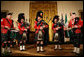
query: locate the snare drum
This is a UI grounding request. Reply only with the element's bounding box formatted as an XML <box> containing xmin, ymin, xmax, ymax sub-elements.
<box><xmin>10</xmin><ymin>30</ymin><xmax>19</xmax><ymax>39</ymax></box>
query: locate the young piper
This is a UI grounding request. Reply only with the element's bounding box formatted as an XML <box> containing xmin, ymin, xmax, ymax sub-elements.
<box><xmin>1</xmin><ymin>13</ymin><xmax>15</xmax><ymax>54</ymax></box>
<box><xmin>34</xmin><ymin>15</ymin><xmax>48</xmax><ymax>53</ymax></box>
<box><xmin>18</xmin><ymin>13</ymin><xmax>30</xmax><ymax>51</ymax></box>
<box><xmin>52</xmin><ymin>15</ymin><xmax>62</xmax><ymax>50</ymax></box>
<box><xmin>36</xmin><ymin>11</ymin><xmax>49</xmax><ymax>45</ymax></box>
<box><xmin>68</xmin><ymin>13</ymin><xmax>83</xmax><ymax>55</ymax></box>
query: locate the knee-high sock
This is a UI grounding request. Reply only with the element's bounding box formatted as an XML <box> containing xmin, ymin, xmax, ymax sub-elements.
<box><xmin>20</xmin><ymin>45</ymin><xmax>22</xmax><ymax>50</ymax></box>
<box><xmin>58</xmin><ymin>45</ymin><xmax>62</xmax><ymax>49</ymax></box>
<box><xmin>7</xmin><ymin>47</ymin><xmax>11</xmax><ymax>52</ymax></box>
<box><xmin>2</xmin><ymin>48</ymin><xmax>5</xmax><ymax>53</ymax></box>
<box><xmin>7</xmin><ymin>42</ymin><xmax>10</xmax><ymax>47</ymax></box>
<box><xmin>20</xmin><ymin>42</ymin><xmax>22</xmax><ymax>50</ymax></box>
<box><xmin>23</xmin><ymin>41</ymin><xmax>25</xmax><ymax>46</ymax></box>
<box><xmin>73</xmin><ymin>47</ymin><xmax>77</xmax><ymax>52</ymax></box>
<box><xmin>76</xmin><ymin>48</ymin><xmax>80</xmax><ymax>54</ymax></box>
<box><xmin>37</xmin><ymin>43</ymin><xmax>40</xmax><ymax>51</ymax></box>
<box><xmin>37</xmin><ymin>46</ymin><xmax>40</xmax><ymax>51</ymax></box>
<box><xmin>2</xmin><ymin>43</ymin><xmax>6</xmax><ymax>48</ymax></box>
<box><xmin>55</xmin><ymin>45</ymin><xmax>57</xmax><ymax>49</ymax></box>
<box><xmin>2</xmin><ymin>43</ymin><xmax>6</xmax><ymax>53</ymax></box>
<box><xmin>20</xmin><ymin>42</ymin><xmax>22</xmax><ymax>46</ymax></box>
<box><xmin>40</xmin><ymin>44</ymin><xmax>44</xmax><ymax>51</ymax></box>
<box><xmin>22</xmin><ymin>41</ymin><xmax>26</xmax><ymax>50</ymax></box>
<box><xmin>37</xmin><ymin>43</ymin><xmax>40</xmax><ymax>46</ymax></box>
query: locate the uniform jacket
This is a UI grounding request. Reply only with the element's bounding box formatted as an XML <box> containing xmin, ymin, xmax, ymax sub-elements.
<box><xmin>52</xmin><ymin>22</ymin><xmax>62</xmax><ymax>33</ymax></box>
<box><xmin>18</xmin><ymin>22</ymin><xmax>30</xmax><ymax>34</ymax></box>
<box><xmin>68</xmin><ymin>17</ymin><xmax>83</xmax><ymax>34</ymax></box>
<box><xmin>34</xmin><ymin>20</ymin><xmax>48</xmax><ymax>34</ymax></box>
<box><xmin>1</xmin><ymin>18</ymin><xmax>14</xmax><ymax>34</ymax></box>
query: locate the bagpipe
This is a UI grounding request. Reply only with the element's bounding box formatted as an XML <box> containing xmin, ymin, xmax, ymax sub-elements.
<box><xmin>3</xmin><ymin>26</ymin><xmax>19</xmax><ymax>44</ymax></box>
<box><xmin>37</xmin><ymin>20</ymin><xmax>47</xmax><ymax>26</ymax></box>
<box><xmin>37</xmin><ymin>20</ymin><xmax>48</xmax><ymax>40</ymax></box>
<box><xmin>4</xmin><ymin>18</ymin><xmax>19</xmax><ymax>39</ymax></box>
<box><xmin>21</xmin><ymin>21</ymin><xmax>30</xmax><ymax>28</ymax></box>
<box><xmin>21</xmin><ymin>20</ymin><xmax>30</xmax><ymax>32</ymax></box>
<box><xmin>64</xmin><ymin>17</ymin><xmax>80</xmax><ymax>42</ymax></box>
<box><xmin>53</xmin><ymin>22</ymin><xmax>61</xmax><ymax>32</ymax></box>
<box><xmin>68</xmin><ymin>17</ymin><xmax>80</xmax><ymax>34</ymax></box>
<box><xmin>72</xmin><ymin>17</ymin><xmax>80</xmax><ymax>34</ymax></box>
<box><xmin>21</xmin><ymin>20</ymin><xmax>30</xmax><ymax>40</ymax></box>
<box><xmin>53</xmin><ymin>22</ymin><xmax>61</xmax><ymax>42</ymax></box>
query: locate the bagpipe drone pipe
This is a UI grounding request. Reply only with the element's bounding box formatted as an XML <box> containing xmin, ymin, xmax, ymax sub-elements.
<box><xmin>37</xmin><ymin>20</ymin><xmax>49</xmax><ymax>44</ymax></box>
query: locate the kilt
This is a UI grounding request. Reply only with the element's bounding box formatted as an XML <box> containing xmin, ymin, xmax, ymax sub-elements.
<box><xmin>73</xmin><ymin>33</ymin><xmax>81</xmax><ymax>44</ymax></box>
<box><xmin>35</xmin><ymin>31</ymin><xmax>44</xmax><ymax>42</ymax></box>
<box><xmin>1</xmin><ymin>33</ymin><xmax>8</xmax><ymax>42</ymax></box>
<box><xmin>53</xmin><ymin>32</ymin><xmax>62</xmax><ymax>44</ymax></box>
<box><xmin>18</xmin><ymin>32</ymin><xmax>27</xmax><ymax>42</ymax></box>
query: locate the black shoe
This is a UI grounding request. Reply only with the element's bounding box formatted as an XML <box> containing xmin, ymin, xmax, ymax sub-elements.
<box><xmin>54</xmin><ymin>49</ymin><xmax>57</xmax><ymax>50</ymax></box>
<box><xmin>37</xmin><ymin>51</ymin><xmax>40</xmax><ymax>53</ymax></box>
<box><xmin>1</xmin><ymin>53</ymin><xmax>5</xmax><ymax>56</ymax></box>
<box><xmin>59</xmin><ymin>48</ymin><xmax>62</xmax><ymax>50</ymax></box>
<box><xmin>23</xmin><ymin>49</ymin><xmax>26</xmax><ymax>51</ymax></box>
<box><xmin>20</xmin><ymin>50</ymin><xmax>23</xmax><ymax>51</ymax></box>
<box><xmin>41</xmin><ymin>50</ymin><xmax>45</xmax><ymax>52</ymax></box>
<box><xmin>8</xmin><ymin>51</ymin><xmax>12</xmax><ymax>53</ymax></box>
<box><xmin>71</xmin><ymin>51</ymin><xmax>76</xmax><ymax>53</ymax></box>
<box><xmin>9</xmin><ymin>51</ymin><xmax>12</xmax><ymax>53</ymax></box>
<box><xmin>75</xmin><ymin>53</ymin><xmax>80</xmax><ymax>56</ymax></box>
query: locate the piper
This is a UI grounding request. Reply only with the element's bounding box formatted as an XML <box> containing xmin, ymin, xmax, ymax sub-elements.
<box><xmin>17</xmin><ymin>13</ymin><xmax>30</xmax><ymax>51</ymax></box>
<box><xmin>1</xmin><ymin>13</ymin><xmax>15</xmax><ymax>54</ymax></box>
<box><xmin>52</xmin><ymin>15</ymin><xmax>63</xmax><ymax>50</ymax></box>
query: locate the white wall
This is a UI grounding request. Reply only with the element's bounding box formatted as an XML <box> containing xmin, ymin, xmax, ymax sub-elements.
<box><xmin>1</xmin><ymin>1</ymin><xmax>30</xmax><ymax>28</ymax></box>
<box><xmin>57</xmin><ymin>1</ymin><xmax>83</xmax><ymax>22</ymax></box>
<box><xmin>1</xmin><ymin>1</ymin><xmax>83</xmax><ymax>27</ymax></box>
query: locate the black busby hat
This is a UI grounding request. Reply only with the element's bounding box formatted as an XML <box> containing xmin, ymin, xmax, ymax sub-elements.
<box><xmin>7</xmin><ymin>13</ymin><xmax>13</xmax><ymax>15</ymax></box>
<box><xmin>72</xmin><ymin>12</ymin><xmax>76</xmax><ymax>14</ymax></box>
<box><xmin>36</xmin><ymin>11</ymin><xmax>43</xmax><ymax>18</ymax></box>
<box><xmin>70</xmin><ymin>12</ymin><xmax>76</xmax><ymax>16</ymax></box>
<box><xmin>18</xmin><ymin>13</ymin><xmax>25</xmax><ymax>23</ymax></box>
<box><xmin>52</xmin><ymin>15</ymin><xmax>59</xmax><ymax>23</ymax></box>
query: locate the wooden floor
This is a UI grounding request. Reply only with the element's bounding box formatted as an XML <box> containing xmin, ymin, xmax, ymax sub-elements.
<box><xmin>9</xmin><ymin>44</ymin><xmax>83</xmax><ymax>56</ymax></box>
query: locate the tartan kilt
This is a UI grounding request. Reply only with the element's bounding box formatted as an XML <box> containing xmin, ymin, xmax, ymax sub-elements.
<box><xmin>18</xmin><ymin>33</ymin><xmax>27</xmax><ymax>42</ymax></box>
<box><xmin>73</xmin><ymin>33</ymin><xmax>81</xmax><ymax>44</ymax></box>
<box><xmin>53</xmin><ymin>32</ymin><xmax>62</xmax><ymax>44</ymax></box>
<box><xmin>10</xmin><ymin>31</ymin><xmax>19</xmax><ymax>39</ymax></box>
<box><xmin>35</xmin><ymin>32</ymin><xmax>44</xmax><ymax>42</ymax></box>
<box><xmin>1</xmin><ymin>33</ymin><xmax>8</xmax><ymax>42</ymax></box>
